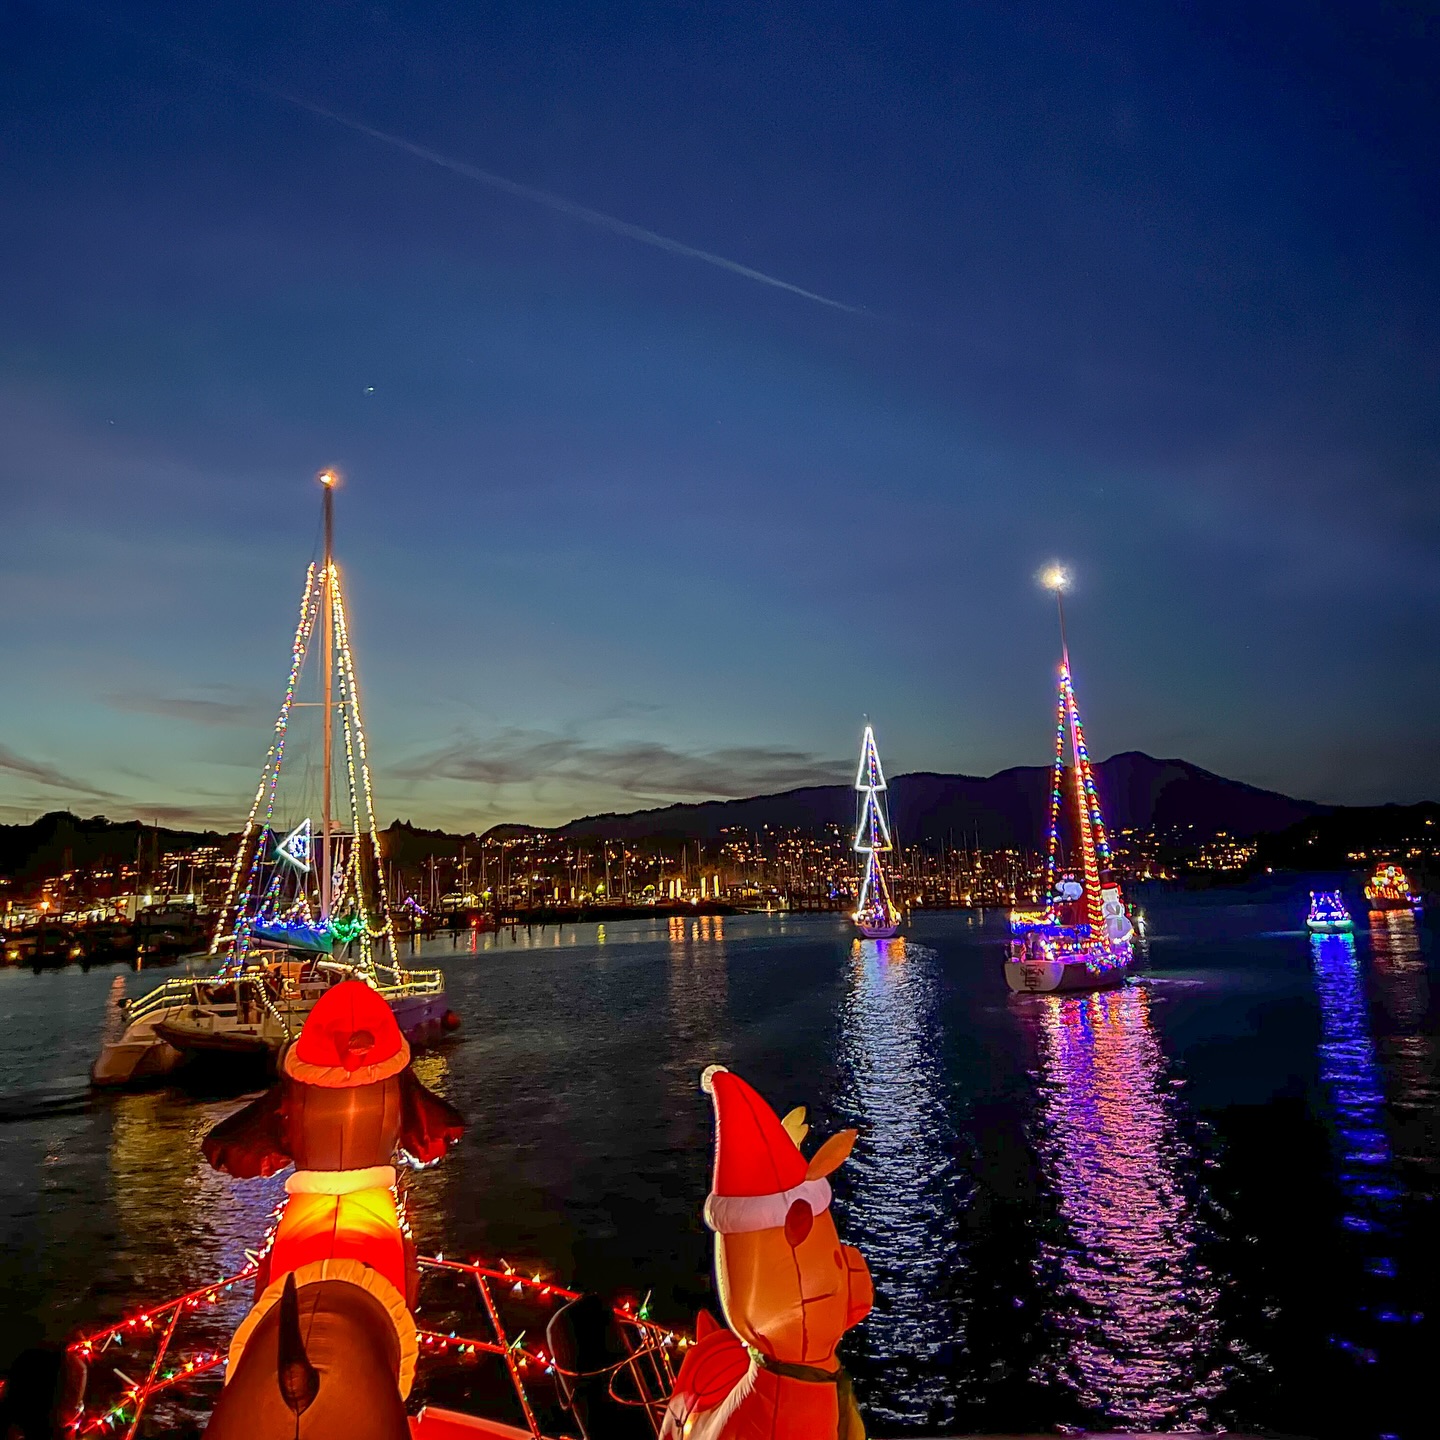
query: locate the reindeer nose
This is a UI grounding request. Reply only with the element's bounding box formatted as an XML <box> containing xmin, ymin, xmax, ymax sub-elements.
<box><xmin>784</xmin><ymin>1198</ymin><xmax>814</xmax><ymax>1247</ymax></box>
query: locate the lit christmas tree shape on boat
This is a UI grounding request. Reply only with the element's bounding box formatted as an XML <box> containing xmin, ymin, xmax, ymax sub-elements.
<box><xmin>1307</xmin><ymin>890</ymin><xmax>1354</xmax><ymax>933</ymax></box>
<box><xmin>852</xmin><ymin>725</ymin><xmax>902</xmax><ymax>940</ymax></box>
<box><xmin>1006</xmin><ymin>570</ymin><xmax>1139</xmax><ymax>994</ymax></box>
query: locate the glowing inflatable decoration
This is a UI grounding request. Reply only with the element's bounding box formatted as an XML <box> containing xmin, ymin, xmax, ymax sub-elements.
<box><xmin>663</xmin><ymin>1066</ymin><xmax>872</xmax><ymax>1440</ymax></box>
<box><xmin>202</xmin><ymin>981</ymin><xmax>463</xmax><ymax>1440</ymax></box>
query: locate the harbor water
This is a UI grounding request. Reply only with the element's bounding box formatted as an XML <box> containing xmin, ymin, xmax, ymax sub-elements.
<box><xmin>0</xmin><ymin>879</ymin><xmax>1435</xmax><ymax>1437</ymax></box>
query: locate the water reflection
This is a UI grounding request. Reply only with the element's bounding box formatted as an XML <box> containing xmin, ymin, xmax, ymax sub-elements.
<box><xmin>401</xmin><ymin>1049</ymin><xmax>459</xmax><ymax>1250</ymax></box>
<box><xmin>1027</xmin><ymin>985</ymin><xmax>1223</xmax><ymax>1429</ymax></box>
<box><xmin>835</xmin><ymin>936</ymin><xmax>967</xmax><ymax>1432</ymax></box>
<box><xmin>1366</xmin><ymin>912</ymin><xmax>1439</xmax><ymax>1179</ymax></box>
<box><xmin>1308</xmin><ymin>932</ymin><xmax>1407</xmax><ymax>1367</ymax></box>
<box><xmin>663</xmin><ymin>913</ymin><xmax>729</xmax><ymax>1090</ymax></box>
<box><xmin>106</xmin><ymin>1092</ymin><xmax>283</xmax><ymax>1348</ymax></box>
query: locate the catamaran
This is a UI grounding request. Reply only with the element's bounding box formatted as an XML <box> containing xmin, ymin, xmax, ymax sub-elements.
<box><xmin>93</xmin><ymin>474</ymin><xmax>451</xmax><ymax>1086</ymax></box>
<box><xmin>852</xmin><ymin>724</ymin><xmax>903</xmax><ymax>939</ymax></box>
<box><xmin>1006</xmin><ymin>570</ymin><xmax>1137</xmax><ymax>994</ymax></box>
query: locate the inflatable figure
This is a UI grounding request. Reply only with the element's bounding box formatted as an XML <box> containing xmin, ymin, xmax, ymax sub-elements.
<box><xmin>201</xmin><ymin>981</ymin><xmax>463</xmax><ymax>1440</ymax></box>
<box><xmin>663</xmin><ymin>1066</ymin><xmax>872</xmax><ymax>1440</ymax></box>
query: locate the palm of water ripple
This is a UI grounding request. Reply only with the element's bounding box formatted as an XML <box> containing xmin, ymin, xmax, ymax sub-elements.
<box><xmin>834</xmin><ymin>937</ymin><xmax>970</xmax><ymax>1432</ymax></box>
<box><xmin>1027</xmin><ymin>986</ymin><xmax>1225</xmax><ymax>1429</ymax></box>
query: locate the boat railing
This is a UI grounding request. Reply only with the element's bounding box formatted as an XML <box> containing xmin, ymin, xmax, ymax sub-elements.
<box><xmin>374</xmin><ymin>965</ymin><xmax>446</xmax><ymax>998</ymax></box>
<box><xmin>123</xmin><ymin>976</ymin><xmax>210</xmax><ymax>1025</ymax></box>
<box><xmin>120</xmin><ymin>963</ymin><xmax>444</xmax><ymax>1031</ymax></box>
<box><xmin>65</xmin><ymin>1253</ymin><xmax>684</xmax><ymax>1439</ymax></box>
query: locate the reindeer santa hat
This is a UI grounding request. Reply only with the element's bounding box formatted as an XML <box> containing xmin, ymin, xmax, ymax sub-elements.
<box><xmin>699</xmin><ymin>1064</ymin><xmax>850</xmax><ymax>1234</ymax></box>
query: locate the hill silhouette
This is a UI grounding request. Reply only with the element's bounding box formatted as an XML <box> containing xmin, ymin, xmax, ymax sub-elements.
<box><xmin>554</xmin><ymin>752</ymin><xmax>1326</xmax><ymax>849</ymax></box>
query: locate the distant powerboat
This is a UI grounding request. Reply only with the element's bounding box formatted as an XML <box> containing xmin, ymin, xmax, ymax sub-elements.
<box><xmin>1307</xmin><ymin>890</ymin><xmax>1354</xmax><ymax>934</ymax></box>
<box><xmin>1365</xmin><ymin>864</ymin><xmax>1421</xmax><ymax>914</ymax></box>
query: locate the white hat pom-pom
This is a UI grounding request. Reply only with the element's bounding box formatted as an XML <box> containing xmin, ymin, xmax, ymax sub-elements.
<box><xmin>700</xmin><ymin>1064</ymin><xmax>728</xmax><ymax>1094</ymax></box>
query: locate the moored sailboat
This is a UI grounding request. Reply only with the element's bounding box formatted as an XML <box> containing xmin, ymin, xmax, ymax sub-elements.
<box><xmin>93</xmin><ymin>474</ymin><xmax>451</xmax><ymax>1087</ymax></box>
<box><xmin>1006</xmin><ymin>570</ymin><xmax>1137</xmax><ymax>994</ymax></box>
<box><xmin>852</xmin><ymin>725</ymin><xmax>903</xmax><ymax>939</ymax></box>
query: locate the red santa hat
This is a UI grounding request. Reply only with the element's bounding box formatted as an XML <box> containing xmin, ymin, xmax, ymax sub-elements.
<box><xmin>700</xmin><ymin>1065</ymin><xmax>834</xmax><ymax>1234</ymax></box>
<box><xmin>282</xmin><ymin>980</ymin><xmax>411</xmax><ymax>1088</ymax></box>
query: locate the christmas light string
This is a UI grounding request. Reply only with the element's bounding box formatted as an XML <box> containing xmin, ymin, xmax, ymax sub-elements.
<box><xmin>851</xmin><ymin>727</ymin><xmax>900</xmax><ymax>931</ymax></box>
<box><xmin>66</xmin><ymin>1269</ymin><xmax>257</xmax><ymax>1436</ymax></box>
<box><xmin>64</xmin><ymin>1245</ymin><xmax>686</xmax><ymax>1437</ymax></box>
<box><xmin>328</xmin><ymin>564</ymin><xmax>373</xmax><ymax>974</ymax></box>
<box><xmin>332</xmin><ymin>570</ymin><xmax>399</xmax><ymax>967</ymax></box>
<box><xmin>1061</xmin><ymin>663</ymin><xmax>1107</xmax><ymax>935</ymax></box>
<box><xmin>1042</xmin><ymin>674</ymin><xmax>1068</xmax><ymax>918</ymax></box>
<box><xmin>212</xmin><ymin>566</ymin><xmax>317</xmax><ymax>956</ymax></box>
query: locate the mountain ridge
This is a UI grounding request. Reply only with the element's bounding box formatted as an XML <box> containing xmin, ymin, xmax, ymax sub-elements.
<box><xmin>550</xmin><ymin>751</ymin><xmax>1326</xmax><ymax>850</ymax></box>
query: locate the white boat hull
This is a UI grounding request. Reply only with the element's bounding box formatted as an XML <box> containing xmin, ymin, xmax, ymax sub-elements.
<box><xmin>1004</xmin><ymin>955</ymin><xmax>1136</xmax><ymax>994</ymax></box>
<box><xmin>91</xmin><ymin>1031</ymin><xmax>186</xmax><ymax>1086</ymax></box>
<box><xmin>92</xmin><ymin>976</ymin><xmax>452</xmax><ymax>1088</ymax></box>
<box><xmin>855</xmin><ymin>921</ymin><xmax>900</xmax><ymax>940</ymax></box>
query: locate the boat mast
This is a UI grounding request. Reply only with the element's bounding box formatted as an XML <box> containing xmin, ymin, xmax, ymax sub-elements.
<box><xmin>320</xmin><ymin>470</ymin><xmax>337</xmax><ymax>924</ymax></box>
<box><xmin>1044</xmin><ymin>567</ymin><xmax>1103</xmax><ymax>932</ymax></box>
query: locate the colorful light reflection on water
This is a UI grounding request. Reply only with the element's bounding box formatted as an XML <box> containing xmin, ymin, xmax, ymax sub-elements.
<box><xmin>835</xmin><ymin>936</ymin><xmax>969</xmax><ymax>1432</ymax></box>
<box><xmin>1026</xmin><ymin>984</ymin><xmax>1226</xmax><ymax>1429</ymax></box>
<box><xmin>1308</xmin><ymin>931</ymin><xmax>1409</xmax><ymax>1376</ymax></box>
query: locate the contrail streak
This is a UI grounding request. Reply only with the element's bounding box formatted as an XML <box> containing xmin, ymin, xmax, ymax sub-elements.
<box><xmin>51</xmin><ymin>1</ymin><xmax>863</xmax><ymax>313</ymax></box>
<box><xmin>269</xmin><ymin>90</ymin><xmax>863</xmax><ymax>313</ymax></box>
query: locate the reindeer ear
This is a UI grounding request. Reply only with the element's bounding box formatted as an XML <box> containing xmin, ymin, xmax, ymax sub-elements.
<box><xmin>780</xmin><ymin>1106</ymin><xmax>809</xmax><ymax>1148</ymax></box>
<box><xmin>695</xmin><ymin>1309</ymin><xmax>721</xmax><ymax>1339</ymax></box>
<box><xmin>805</xmin><ymin>1128</ymin><xmax>858</xmax><ymax>1180</ymax></box>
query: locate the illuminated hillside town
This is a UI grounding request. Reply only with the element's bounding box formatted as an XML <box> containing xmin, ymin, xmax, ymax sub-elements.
<box><xmin>5</xmin><ymin>811</ymin><xmax>1437</xmax><ymax>964</ymax></box>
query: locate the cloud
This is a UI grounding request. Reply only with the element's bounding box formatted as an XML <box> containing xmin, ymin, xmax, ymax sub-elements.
<box><xmin>0</xmin><ymin>742</ymin><xmax>116</xmax><ymax>798</ymax></box>
<box><xmin>395</xmin><ymin>730</ymin><xmax>845</xmax><ymax>801</ymax></box>
<box><xmin>104</xmin><ymin>688</ymin><xmax>269</xmax><ymax>727</ymax></box>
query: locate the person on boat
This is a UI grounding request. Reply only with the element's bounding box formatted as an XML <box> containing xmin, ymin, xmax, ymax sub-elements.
<box><xmin>1052</xmin><ymin>876</ymin><xmax>1086</xmax><ymax>929</ymax></box>
<box><xmin>201</xmin><ymin>980</ymin><xmax>463</xmax><ymax>1440</ymax></box>
<box><xmin>663</xmin><ymin>1066</ymin><xmax>872</xmax><ymax>1440</ymax></box>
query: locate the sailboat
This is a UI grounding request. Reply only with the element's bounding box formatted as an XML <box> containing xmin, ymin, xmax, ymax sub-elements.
<box><xmin>1005</xmin><ymin>570</ymin><xmax>1137</xmax><ymax>994</ymax></box>
<box><xmin>852</xmin><ymin>725</ymin><xmax>903</xmax><ymax>939</ymax></box>
<box><xmin>93</xmin><ymin>473</ymin><xmax>451</xmax><ymax>1086</ymax></box>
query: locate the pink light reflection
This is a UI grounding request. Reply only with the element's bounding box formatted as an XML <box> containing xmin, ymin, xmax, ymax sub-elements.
<box><xmin>1029</xmin><ymin>985</ymin><xmax>1225</xmax><ymax>1427</ymax></box>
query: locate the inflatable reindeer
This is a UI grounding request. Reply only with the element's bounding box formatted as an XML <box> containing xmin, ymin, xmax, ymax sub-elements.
<box><xmin>201</xmin><ymin>981</ymin><xmax>463</xmax><ymax>1440</ymax></box>
<box><xmin>663</xmin><ymin>1066</ymin><xmax>872</xmax><ymax>1440</ymax></box>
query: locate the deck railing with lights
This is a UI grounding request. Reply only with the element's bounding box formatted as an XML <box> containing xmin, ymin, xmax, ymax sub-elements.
<box><xmin>65</xmin><ymin>1254</ymin><xmax>685</xmax><ymax>1439</ymax></box>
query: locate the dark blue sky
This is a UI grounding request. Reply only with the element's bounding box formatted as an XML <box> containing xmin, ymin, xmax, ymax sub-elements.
<box><xmin>1</xmin><ymin>0</ymin><xmax>1436</xmax><ymax>829</ymax></box>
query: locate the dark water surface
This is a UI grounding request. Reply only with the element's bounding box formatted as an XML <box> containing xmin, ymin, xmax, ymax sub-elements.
<box><xmin>2</xmin><ymin>881</ymin><xmax>1436</xmax><ymax>1437</ymax></box>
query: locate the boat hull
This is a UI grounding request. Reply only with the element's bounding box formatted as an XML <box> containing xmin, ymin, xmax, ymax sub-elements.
<box><xmin>1004</xmin><ymin>954</ymin><xmax>1138</xmax><ymax>994</ymax></box>
<box><xmin>1367</xmin><ymin>897</ymin><xmax>1419</xmax><ymax>913</ymax></box>
<box><xmin>855</xmin><ymin>921</ymin><xmax>900</xmax><ymax>940</ymax></box>
<box><xmin>1307</xmin><ymin>919</ymin><xmax>1353</xmax><ymax>934</ymax></box>
<box><xmin>91</xmin><ymin>1033</ymin><xmax>186</xmax><ymax>1086</ymax></box>
<box><xmin>93</xmin><ymin>980</ymin><xmax>453</xmax><ymax>1088</ymax></box>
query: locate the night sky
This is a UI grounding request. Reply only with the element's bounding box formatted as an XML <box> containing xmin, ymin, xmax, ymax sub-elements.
<box><xmin>1</xmin><ymin>1</ymin><xmax>1437</xmax><ymax>831</ymax></box>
